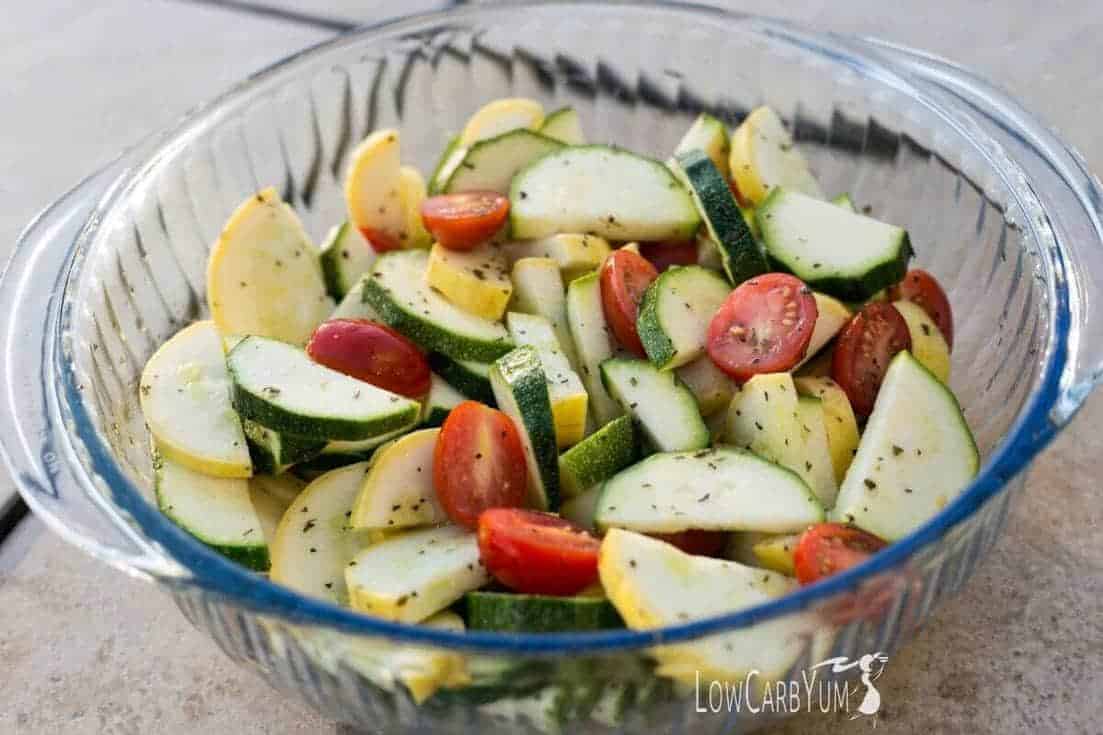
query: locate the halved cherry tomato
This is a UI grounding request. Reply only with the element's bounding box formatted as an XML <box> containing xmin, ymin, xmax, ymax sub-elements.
<box><xmin>306</xmin><ymin>319</ymin><xmax>430</xmax><ymax>398</ymax></box>
<box><xmin>706</xmin><ymin>272</ymin><xmax>818</xmax><ymax>381</ymax></box>
<box><xmin>420</xmin><ymin>191</ymin><xmax>509</xmax><ymax>251</ymax></box>
<box><xmin>638</xmin><ymin>240</ymin><xmax>698</xmax><ymax>273</ymax></box>
<box><xmin>793</xmin><ymin>523</ymin><xmax>887</xmax><ymax>586</ymax></box>
<box><xmin>357</xmin><ymin>227</ymin><xmax>403</xmax><ymax>254</ymax></box>
<box><xmin>887</xmin><ymin>269</ymin><xmax>954</xmax><ymax>349</ymax></box>
<box><xmin>433</xmin><ymin>402</ymin><xmax>528</xmax><ymax>529</ymax></box>
<box><xmin>831</xmin><ymin>302</ymin><xmax>911</xmax><ymax>417</ymax></box>
<box><xmin>728</xmin><ymin>178</ymin><xmax>750</xmax><ymax>209</ymax></box>
<box><xmin>650</xmin><ymin>530</ymin><xmax>727</xmax><ymax>557</ymax></box>
<box><xmin>477</xmin><ymin>508</ymin><xmax>600</xmax><ymax>595</ymax></box>
<box><xmin>600</xmin><ymin>249</ymin><xmax>659</xmax><ymax>357</ymax></box>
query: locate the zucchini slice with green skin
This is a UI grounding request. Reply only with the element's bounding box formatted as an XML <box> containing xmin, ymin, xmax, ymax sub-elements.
<box><xmin>444</xmin><ymin>129</ymin><xmax>564</xmax><ymax>195</ymax></box>
<box><xmin>565</xmin><ymin>272</ymin><xmax>624</xmax><ymax>427</ymax></box>
<box><xmin>831</xmin><ymin>351</ymin><xmax>978</xmax><ymax>541</ymax></box>
<box><xmin>600</xmin><ymin>358</ymin><xmax>709</xmax><ymax>453</ymax></box>
<box><xmin>506</xmin><ymin>312</ymin><xmax>588</xmax><ymax>448</ymax></box>
<box><xmin>637</xmin><ymin>265</ymin><xmax>732</xmax><ymax>370</ymax></box>
<box><xmin>228</xmin><ymin>336</ymin><xmax>420</xmax><ymax>441</ymax></box>
<box><xmin>330</xmin><ymin>277</ymin><xmax>381</xmax><ymax>321</ymax></box>
<box><xmin>465</xmin><ymin>591</ymin><xmax>623</xmax><ymax>633</ymax></box>
<box><xmin>427</xmin><ymin>353</ymin><xmax>496</xmax><ymax>405</ymax></box>
<box><xmin>510</xmin><ymin>257</ymin><xmax>580</xmax><ymax>372</ymax></box>
<box><xmin>510</xmin><ymin>145</ymin><xmax>701</xmax><ymax>241</ymax></box>
<box><xmin>421</xmin><ymin>373</ymin><xmax>466</xmax><ymax>427</ymax></box>
<box><xmin>319</xmin><ymin>221</ymin><xmax>374</xmax><ymax>301</ymax></box>
<box><xmin>242</xmin><ymin>419</ymin><xmax>325</xmax><ymax>475</ymax></box>
<box><xmin>595</xmin><ymin>448</ymin><xmax>824</xmax><ymax>534</ymax></box>
<box><xmin>558</xmin><ymin>415</ymin><xmax>638</xmax><ymax>499</ymax></box>
<box><xmin>154</xmin><ymin>449</ymin><xmax>269</xmax><ymax>571</ymax></box>
<box><xmin>428</xmin><ymin>134</ymin><xmax>465</xmax><ymax>195</ymax></box>
<box><xmin>490</xmin><ymin>346</ymin><xmax>561</xmax><ymax>511</ymax></box>
<box><xmin>671</xmin><ymin>112</ymin><xmax>730</xmax><ymax>180</ymax></box>
<box><xmin>756</xmin><ymin>188</ymin><xmax>914</xmax><ymax>301</ymax></box>
<box><xmin>363</xmin><ymin>250</ymin><xmax>513</xmax><ymax>362</ymax></box>
<box><xmin>674</xmin><ymin>149</ymin><xmax>769</xmax><ymax>285</ymax></box>
<box><xmin>539</xmin><ymin>107</ymin><xmax>585</xmax><ymax>145</ymax></box>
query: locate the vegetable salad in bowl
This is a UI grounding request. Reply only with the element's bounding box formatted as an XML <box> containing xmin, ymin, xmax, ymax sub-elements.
<box><xmin>139</xmin><ymin>96</ymin><xmax>976</xmax><ymax>706</ymax></box>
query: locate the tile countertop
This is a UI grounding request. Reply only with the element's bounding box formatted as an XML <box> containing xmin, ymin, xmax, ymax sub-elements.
<box><xmin>0</xmin><ymin>1</ymin><xmax>1100</xmax><ymax>733</ymax></box>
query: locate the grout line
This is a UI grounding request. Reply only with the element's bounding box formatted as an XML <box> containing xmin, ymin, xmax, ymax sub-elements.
<box><xmin>170</xmin><ymin>0</ymin><xmax>359</xmax><ymax>32</ymax></box>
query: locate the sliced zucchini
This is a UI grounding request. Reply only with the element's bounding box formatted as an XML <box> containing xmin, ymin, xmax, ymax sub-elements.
<box><xmin>154</xmin><ymin>448</ymin><xmax>268</xmax><ymax>571</ymax></box>
<box><xmin>595</xmin><ymin>447</ymin><xmax>824</xmax><ymax>533</ymax></box>
<box><xmin>539</xmin><ymin>107</ymin><xmax>585</xmax><ymax>145</ymax></box>
<box><xmin>426</xmin><ymin>242</ymin><xmax>513</xmax><ymax>321</ymax></box>
<box><xmin>510</xmin><ymin>257</ymin><xmax>580</xmax><ymax>371</ymax></box>
<box><xmin>345</xmin><ymin>129</ymin><xmax>405</xmax><ymax>250</ymax></box>
<box><xmin>345</xmin><ymin>524</ymin><xmax>490</xmax><ymax>623</ymax></box>
<box><xmin>490</xmin><ymin>346</ymin><xmax>561</xmax><ymax>510</ymax></box>
<box><xmin>363</xmin><ymin>249</ymin><xmax>513</xmax><ymax>362</ymax></box>
<box><xmin>445</xmin><ymin>129</ymin><xmax>563</xmax><ymax>195</ymax></box>
<box><xmin>465</xmin><ymin>592</ymin><xmax>622</xmax><ymax>633</ymax></box>
<box><xmin>674</xmin><ymin>149</ymin><xmax>768</xmax><ymax>285</ymax></box>
<box><xmin>893</xmin><ymin>300</ymin><xmax>951</xmax><ymax>383</ymax></box>
<box><xmin>506</xmin><ymin>312</ymin><xmax>588</xmax><ymax>448</ymax></box>
<box><xmin>795</xmin><ymin>292</ymin><xmax>851</xmax><ymax>369</ymax></box>
<box><xmin>796</xmin><ymin>396</ymin><xmax>839</xmax><ymax>508</ymax></box>
<box><xmin>427</xmin><ymin>353</ymin><xmax>496</xmax><ymax>405</ymax></box>
<box><xmin>207</xmin><ymin>187</ymin><xmax>331</xmax><ymax>345</ymax></box>
<box><xmin>460</xmin><ymin>97</ymin><xmax>545</xmax><ymax>146</ymax></box>
<box><xmin>504</xmin><ymin>234</ymin><xmax>610</xmax><ymax>284</ymax></box>
<box><xmin>599</xmin><ymin>529</ymin><xmax>821</xmax><ymax>686</ymax></box>
<box><xmin>757</xmin><ymin>188</ymin><xmax>914</xmax><ymax>301</ymax></box>
<box><xmin>730</xmin><ymin>105</ymin><xmax>824</xmax><ymax>205</ymax></box>
<box><xmin>559</xmin><ymin>486</ymin><xmax>601</xmax><ymax>532</ymax></box>
<box><xmin>429</xmin><ymin>134</ymin><xmax>465</xmax><ymax>196</ymax></box>
<box><xmin>350</xmin><ymin>428</ymin><xmax>447</xmax><ymax>530</ymax></box>
<box><xmin>421</xmin><ymin>373</ymin><xmax>465</xmax><ymax>427</ymax></box>
<box><xmin>292</xmin><ymin>453</ymin><xmax>373</xmax><ymax>482</ymax></box>
<box><xmin>269</xmin><ymin>461</ymin><xmax>372</xmax><ymax>603</ymax></box>
<box><xmin>600</xmin><ymin>358</ymin><xmax>708</xmax><ymax>453</ymax></box>
<box><xmin>320</xmin><ymin>221</ymin><xmax>374</xmax><ymax>301</ymax></box>
<box><xmin>139</xmin><ymin>320</ymin><xmax>252</xmax><ymax>479</ymax></box>
<box><xmin>795</xmin><ymin>376</ymin><xmax>860</xmax><ymax>483</ymax></box>
<box><xmin>636</xmin><ymin>264</ymin><xmax>731</xmax><ymax>370</ymax></box>
<box><xmin>330</xmin><ymin>277</ymin><xmax>381</xmax><ymax>321</ymax></box>
<box><xmin>510</xmin><ymin>145</ymin><xmax>701</xmax><ymax>241</ymax></box>
<box><xmin>671</xmin><ymin>112</ymin><xmax>730</xmax><ymax>180</ymax></box>
<box><xmin>675</xmin><ymin>355</ymin><xmax>735</xmax><ymax>417</ymax></box>
<box><xmin>726</xmin><ymin>372</ymin><xmax>836</xmax><ymax>507</ymax></box>
<box><xmin>228</xmin><ymin>336</ymin><xmax>420</xmax><ymax>441</ymax></box>
<box><xmin>832</xmin><ymin>351</ymin><xmax>978</xmax><ymax>541</ymax></box>
<box><xmin>558</xmin><ymin>415</ymin><xmax>638</xmax><ymax>499</ymax></box>
<box><xmin>242</xmin><ymin>419</ymin><xmax>325</xmax><ymax>475</ymax></box>
<box><xmin>321</xmin><ymin>418</ymin><xmax>416</xmax><ymax>457</ymax></box>
<box><xmin>566</xmin><ymin>272</ymin><xmax>623</xmax><ymax>427</ymax></box>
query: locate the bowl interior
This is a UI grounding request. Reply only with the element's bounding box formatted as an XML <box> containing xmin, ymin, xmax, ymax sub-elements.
<box><xmin>67</xmin><ymin>5</ymin><xmax>1045</xmax><ymax>603</ymax></box>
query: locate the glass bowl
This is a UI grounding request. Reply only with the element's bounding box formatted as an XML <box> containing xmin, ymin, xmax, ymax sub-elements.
<box><xmin>3</xmin><ymin>2</ymin><xmax>1102</xmax><ymax>731</ymax></box>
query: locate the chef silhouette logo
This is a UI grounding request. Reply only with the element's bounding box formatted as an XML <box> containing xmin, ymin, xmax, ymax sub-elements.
<box><xmin>813</xmin><ymin>652</ymin><xmax>889</xmax><ymax>720</ymax></box>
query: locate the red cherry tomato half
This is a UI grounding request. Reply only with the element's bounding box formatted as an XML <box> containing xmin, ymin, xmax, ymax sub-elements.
<box><xmin>887</xmin><ymin>269</ymin><xmax>954</xmax><ymax>349</ymax></box>
<box><xmin>638</xmin><ymin>240</ymin><xmax>698</xmax><ymax>273</ymax></box>
<box><xmin>306</xmin><ymin>319</ymin><xmax>430</xmax><ymax>398</ymax></box>
<box><xmin>706</xmin><ymin>273</ymin><xmax>818</xmax><ymax>381</ymax></box>
<box><xmin>357</xmin><ymin>226</ymin><xmax>403</xmax><ymax>254</ymax></box>
<box><xmin>433</xmin><ymin>402</ymin><xmax>528</xmax><ymax>529</ymax></box>
<box><xmin>650</xmin><ymin>530</ymin><xmax>728</xmax><ymax>557</ymax></box>
<box><xmin>477</xmin><ymin>508</ymin><xmax>601</xmax><ymax>595</ymax></box>
<box><xmin>793</xmin><ymin>523</ymin><xmax>887</xmax><ymax>586</ymax></box>
<box><xmin>831</xmin><ymin>302</ymin><xmax>912</xmax><ymax>418</ymax></box>
<box><xmin>600</xmin><ymin>249</ymin><xmax>659</xmax><ymax>357</ymax></box>
<box><xmin>420</xmin><ymin>191</ymin><xmax>509</xmax><ymax>251</ymax></box>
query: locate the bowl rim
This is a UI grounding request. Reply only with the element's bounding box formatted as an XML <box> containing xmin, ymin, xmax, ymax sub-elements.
<box><xmin>43</xmin><ymin>1</ymin><xmax>1074</xmax><ymax>653</ymax></box>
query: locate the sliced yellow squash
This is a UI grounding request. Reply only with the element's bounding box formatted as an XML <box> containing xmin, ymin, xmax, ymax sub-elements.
<box><xmin>794</xmin><ymin>376</ymin><xmax>861</xmax><ymax>483</ymax></box>
<box><xmin>460</xmin><ymin>97</ymin><xmax>545</xmax><ymax>146</ymax></box>
<box><xmin>504</xmin><ymin>234</ymin><xmax>612</xmax><ymax>283</ymax></box>
<box><xmin>140</xmin><ymin>320</ymin><xmax>252</xmax><ymax>478</ymax></box>
<box><xmin>893</xmin><ymin>300</ymin><xmax>951</xmax><ymax>383</ymax></box>
<box><xmin>346</xmin><ymin>129</ymin><xmax>404</xmax><ymax>247</ymax></box>
<box><xmin>752</xmin><ymin>534</ymin><xmax>800</xmax><ymax>576</ymax></box>
<box><xmin>399</xmin><ymin>165</ymin><xmax>432</xmax><ymax>249</ymax></box>
<box><xmin>730</xmin><ymin>106</ymin><xmax>824</xmax><ymax>206</ymax></box>
<box><xmin>796</xmin><ymin>292</ymin><xmax>851</xmax><ymax>369</ymax></box>
<box><xmin>207</xmin><ymin>188</ymin><xmax>331</xmax><ymax>345</ymax></box>
<box><xmin>425</xmin><ymin>242</ymin><xmax>512</xmax><ymax>320</ymax></box>
<box><xmin>350</xmin><ymin>428</ymin><xmax>448</xmax><ymax>531</ymax></box>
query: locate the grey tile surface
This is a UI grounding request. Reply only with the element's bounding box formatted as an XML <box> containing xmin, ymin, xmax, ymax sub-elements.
<box><xmin>1</xmin><ymin>1</ymin><xmax>1102</xmax><ymax>733</ymax></box>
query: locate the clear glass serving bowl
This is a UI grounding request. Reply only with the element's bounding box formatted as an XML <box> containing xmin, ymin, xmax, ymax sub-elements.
<box><xmin>3</xmin><ymin>3</ymin><xmax>1103</xmax><ymax>731</ymax></box>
